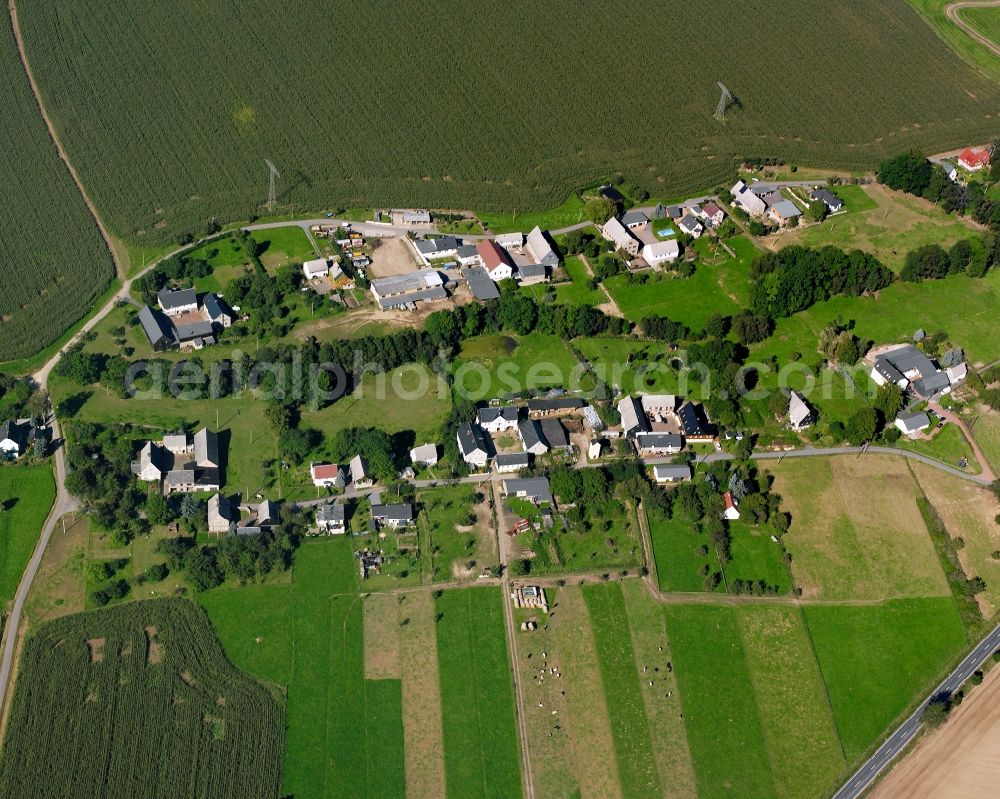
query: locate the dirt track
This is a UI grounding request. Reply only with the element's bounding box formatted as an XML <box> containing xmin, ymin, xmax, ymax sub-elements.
<box><xmin>871</xmin><ymin>664</ymin><xmax>1000</xmax><ymax>799</ymax></box>
<box><xmin>947</xmin><ymin>1</ymin><xmax>1000</xmax><ymax>59</ymax></box>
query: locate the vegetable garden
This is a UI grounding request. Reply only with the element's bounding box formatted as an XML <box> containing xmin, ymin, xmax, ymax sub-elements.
<box><xmin>0</xmin><ymin>598</ymin><xmax>283</xmax><ymax>799</ymax></box>
<box><xmin>0</xmin><ymin>11</ymin><xmax>114</xmax><ymax>362</ymax></box>
<box><xmin>16</xmin><ymin>0</ymin><xmax>1000</xmax><ymax>248</ymax></box>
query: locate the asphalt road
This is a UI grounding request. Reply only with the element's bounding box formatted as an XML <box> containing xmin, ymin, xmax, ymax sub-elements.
<box><xmin>832</xmin><ymin>623</ymin><xmax>1000</xmax><ymax>799</ymax></box>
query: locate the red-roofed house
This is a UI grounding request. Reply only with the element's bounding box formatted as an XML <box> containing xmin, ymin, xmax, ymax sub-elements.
<box><xmin>699</xmin><ymin>202</ymin><xmax>726</xmax><ymax>227</ymax></box>
<box><xmin>311</xmin><ymin>462</ymin><xmax>345</xmax><ymax>488</ymax></box>
<box><xmin>476</xmin><ymin>240</ymin><xmax>515</xmax><ymax>282</ymax></box>
<box><xmin>958</xmin><ymin>147</ymin><xmax>990</xmax><ymax>171</ymax></box>
<box><xmin>722</xmin><ymin>491</ymin><xmax>741</xmax><ymax>520</ymax></box>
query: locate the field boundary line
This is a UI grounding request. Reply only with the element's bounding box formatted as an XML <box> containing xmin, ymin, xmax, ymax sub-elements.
<box><xmin>7</xmin><ymin>0</ymin><xmax>125</xmax><ymax>283</ymax></box>
<box><xmin>795</xmin><ymin>604</ymin><xmax>849</xmax><ymax>764</ymax></box>
<box><xmin>501</xmin><ymin>580</ymin><xmax>535</xmax><ymax>799</ymax></box>
<box><xmin>947</xmin><ymin>1</ymin><xmax>1000</xmax><ymax>59</ymax></box>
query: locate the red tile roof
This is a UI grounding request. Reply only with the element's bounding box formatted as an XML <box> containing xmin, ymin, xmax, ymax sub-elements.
<box><xmin>959</xmin><ymin>147</ymin><xmax>990</xmax><ymax>168</ymax></box>
<box><xmin>476</xmin><ymin>239</ymin><xmax>513</xmax><ymax>271</ymax></box>
<box><xmin>311</xmin><ymin>463</ymin><xmax>341</xmax><ymax>479</ymax></box>
<box><xmin>723</xmin><ymin>491</ymin><xmax>738</xmax><ymax>512</ymax></box>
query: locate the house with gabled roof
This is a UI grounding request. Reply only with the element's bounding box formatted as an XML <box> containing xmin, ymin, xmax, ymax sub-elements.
<box><xmin>478</xmin><ymin>405</ymin><xmax>520</xmax><ymax>433</ymax></box>
<box><xmin>731</xmin><ymin>180</ymin><xmax>767</xmax><ymax>217</ymax></box>
<box><xmin>526</xmin><ymin>226</ymin><xmax>559</xmax><ymax>267</ymax></box>
<box><xmin>207</xmin><ymin>493</ymin><xmax>234</xmax><ymax>535</ymax></box>
<box><xmin>0</xmin><ymin>420</ymin><xmax>30</xmax><ymax>460</ymax></box>
<box><xmin>476</xmin><ymin>239</ymin><xmax>515</xmax><ymax>281</ymax></box>
<box><xmin>617</xmin><ymin>396</ymin><xmax>651</xmax><ymax>438</ymax></box>
<box><xmin>601</xmin><ymin>217</ymin><xmax>639</xmax><ymax>256</ymax></box>
<box><xmin>654</xmin><ymin>464</ymin><xmax>691</xmax><ymax>483</ymax></box>
<box><xmin>137</xmin><ymin>305</ymin><xmax>175</xmax><ymax>351</ymax></box>
<box><xmin>678</xmin><ymin>214</ymin><xmax>704</xmax><ymax>238</ymax></box>
<box><xmin>157</xmin><ymin>287</ymin><xmax>198</xmax><ymax>317</ymax></box>
<box><xmin>895</xmin><ymin>411</ymin><xmax>931</xmax><ymax>438</ymax></box>
<box><xmin>621</xmin><ymin>209</ymin><xmax>649</xmax><ymax>229</ymax></box>
<box><xmin>722</xmin><ymin>491</ymin><xmax>741</xmax><ymax>520</ymax></box>
<box><xmin>311</xmin><ymin>462</ymin><xmax>345</xmax><ymax>488</ymax></box>
<box><xmin>958</xmin><ymin>147</ymin><xmax>990</xmax><ymax>171</ymax></box>
<box><xmin>808</xmin><ymin>188</ymin><xmax>843</xmax><ymax>213</ymax></box>
<box><xmin>641</xmin><ymin>240</ymin><xmax>680</xmax><ymax>268</ymax></box>
<box><xmin>788</xmin><ymin>391</ymin><xmax>814</xmax><ymax>431</ymax></box>
<box><xmin>636</xmin><ymin>432</ymin><xmax>683</xmax><ymax>456</ymax></box>
<box><xmin>371</xmin><ymin>503</ymin><xmax>414</xmax><ymax>529</ymax></box>
<box><xmin>457</xmin><ymin>423</ymin><xmax>490</xmax><ymax>468</ymax></box>
<box><xmin>495</xmin><ymin>452</ymin><xmax>530</xmax><ymax>473</ymax></box>
<box><xmin>350</xmin><ymin>455</ymin><xmax>373</xmax><ymax>487</ymax></box>
<box><xmin>409</xmin><ymin>443</ymin><xmax>439</xmax><ymax>467</ymax></box>
<box><xmin>133</xmin><ymin>440</ymin><xmax>169</xmax><ymax>481</ymax></box>
<box><xmin>519</xmin><ymin>418</ymin><xmax>549</xmax><ymax>455</ymax></box>
<box><xmin>517</xmin><ymin>263</ymin><xmax>549</xmax><ymax>285</ymax></box>
<box><xmin>316</xmin><ymin>502</ymin><xmax>347</xmax><ymax>534</ymax></box>
<box><xmin>502</xmin><ymin>477</ymin><xmax>553</xmax><ymax>505</ymax></box>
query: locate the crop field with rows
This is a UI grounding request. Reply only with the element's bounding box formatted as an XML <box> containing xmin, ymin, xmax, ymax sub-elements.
<box><xmin>18</xmin><ymin>0</ymin><xmax>1000</xmax><ymax>246</ymax></box>
<box><xmin>0</xmin><ymin>599</ymin><xmax>283</xmax><ymax>799</ymax></box>
<box><xmin>0</xmin><ymin>12</ymin><xmax>114</xmax><ymax>362</ymax></box>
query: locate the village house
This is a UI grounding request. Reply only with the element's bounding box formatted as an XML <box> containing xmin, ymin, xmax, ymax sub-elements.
<box><xmin>768</xmin><ymin>200</ymin><xmax>802</xmax><ymax>226</ymax></box>
<box><xmin>134</xmin><ymin>441</ymin><xmax>169</xmax><ymax>481</ymax></box>
<box><xmin>678</xmin><ymin>402</ymin><xmax>714</xmax><ymax>441</ymax></box>
<box><xmin>601</xmin><ymin>217</ymin><xmax>640</xmax><ymax>256</ymax></box>
<box><xmin>0</xmin><ymin>420</ymin><xmax>30</xmax><ymax>459</ymax></box>
<box><xmin>303</xmin><ymin>257</ymin><xmax>333</xmax><ymax>280</ymax></box>
<box><xmin>495</xmin><ymin>452</ymin><xmax>530</xmax><ymax>473</ymax></box>
<box><xmin>502</xmin><ymin>477</ymin><xmax>553</xmax><ymax>505</ymax></box>
<box><xmin>895</xmin><ymin>411</ymin><xmax>931</xmax><ymax>438</ymax></box>
<box><xmin>588</xmin><ymin>440</ymin><xmax>602</xmax><ymax>459</ymax></box>
<box><xmin>870</xmin><ymin>345</ymin><xmax>957</xmax><ymax>396</ymax></box>
<box><xmin>939</xmin><ymin>160</ymin><xmax>958</xmax><ymax>182</ymax></box>
<box><xmin>677</xmin><ymin>214</ymin><xmax>704</xmax><ymax>238</ymax></box>
<box><xmin>494</xmin><ymin>232</ymin><xmax>523</xmax><ymax>250</ymax></box>
<box><xmin>958</xmin><ymin>147</ymin><xmax>990</xmax><ymax>171</ymax></box>
<box><xmin>808</xmin><ymin>188</ymin><xmax>843</xmax><ymax>213</ymax></box>
<box><xmin>456</xmin><ymin>244</ymin><xmax>481</xmax><ymax>266</ymax></box>
<box><xmin>517</xmin><ymin>263</ymin><xmax>549</xmax><ymax>285</ymax></box>
<box><xmin>788</xmin><ymin>391</ymin><xmax>814</xmax><ymax>431</ymax></box>
<box><xmin>618</xmin><ymin>396</ymin><xmax>651</xmax><ymax>438</ymax></box>
<box><xmin>478</xmin><ymin>405</ymin><xmax>520</xmax><ymax>433</ymax></box>
<box><xmin>414</xmin><ymin>236</ymin><xmax>461</xmax><ymax>265</ymax></box>
<box><xmin>698</xmin><ymin>202</ymin><xmax>726</xmax><ymax>227</ymax></box>
<box><xmin>636</xmin><ymin>432</ymin><xmax>683</xmax><ymax>456</ymax></box>
<box><xmin>174</xmin><ymin>320</ymin><xmax>216</xmax><ymax>350</ymax></box>
<box><xmin>519</xmin><ymin>418</ymin><xmax>549</xmax><ymax>455</ymax></box>
<box><xmin>207</xmin><ymin>493</ymin><xmax>234</xmax><ymax>535</ymax></box>
<box><xmin>457</xmin><ymin>422</ymin><xmax>490</xmax><ymax>468</ymax></box>
<box><xmin>310</xmin><ymin>462</ymin><xmax>345</xmax><ymax>489</ymax></box>
<box><xmin>157</xmin><ymin>287</ymin><xmax>198</xmax><ymax>317</ymax></box>
<box><xmin>409</xmin><ymin>443</ymin><xmax>439</xmax><ymax>467</ymax></box>
<box><xmin>654</xmin><ymin>464</ymin><xmax>692</xmax><ymax>483</ymax></box>
<box><xmin>476</xmin><ymin>239</ymin><xmax>516</xmax><ymax>281</ymax></box>
<box><xmin>349</xmin><ymin>455</ymin><xmax>373</xmax><ymax>488</ymax></box>
<box><xmin>526</xmin><ymin>226</ymin><xmax>559</xmax><ymax>267</ymax></box>
<box><xmin>371</xmin><ymin>503</ymin><xmax>414</xmax><ymax>529</ymax></box>
<box><xmin>202</xmin><ymin>293</ymin><xmax>234</xmax><ymax>328</ymax></box>
<box><xmin>621</xmin><ymin>209</ymin><xmax>649</xmax><ymax>230</ymax></box>
<box><xmin>316</xmin><ymin>502</ymin><xmax>347</xmax><ymax>534</ymax></box>
<box><xmin>722</xmin><ymin>491</ymin><xmax>741</xmax><ymax>520</ymax></box>
<box><xmin>641</xmin><ymin>240</ymin><xmax>680</xmax><ymax>268</ymax></box>
<box><xmin>400</xmin><ymin>210</ymin><xmax>432</xmax><ymax>225</ymax></box>
<box><xmin>731</xmin><ymin>180</ymin><xmax>767</xmax><ymax>217</ymax></box>
<box><xmin>539</xmin><ymin>418</ymin><xmax>571</xmax><ymax>454</ymax></box>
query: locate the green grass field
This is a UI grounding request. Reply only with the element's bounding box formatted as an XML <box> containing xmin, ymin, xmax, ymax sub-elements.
<box><xmin>803</xmin><ymin>597</ymin><xmax>967</xmax><ymax>759</ymax></box>
<box><xmin>0</xmin><ymin>14</ymin><xmax>114</xmax><ymax>362</ymax></box>
<box><xmin>961</xmin><ymin>7</ymin><xmax>1000</xmax><ymax>48</ymax></box>
<box><xmin>725</xmin><ymin>521</ymin><xmax>793</xmax><ymax>594</ymax></box>
<box><xmin>765</xmin><ymin>185</ymin><xmax>983</xmax><ymax>271</ymax></box>
<box><xmin>604</xmin><ymin>236</ymin><xmax>755</xmax><ymax>328</ymax></box>
<box><xmin>203</xmin><ymin>538</ymin><xmax>410</xmax><ymax>799</ymax></box>
<box><xmin>896</xmin><ymin>422</ymin><xmax>979</xmax><ymax>472</ymax></box>
<box><xmin>551</xmin><ymin>255</ymin><xmax>606</xmax><ymax>305</ymax></box>
<box><xmin>0</xmin><ymin>465</ymin><xmax>55</xmax><ymax>607</ymax></box>
<box><xmin>582</xmin><ymin>583</ymin><xmax>661</xmax><ymax>799</ymax></box>
<box><xmin>418</xmin><ymin>484</ymin><xmax>493</xmax><ymax>582</ymax></box>
<box><xmin>645</xmin><ymin>508</ymin><xmax>723</xmax><ymax>592</ymax></box>
<box><xmin>250</xmin><ymin>226</ymin><xmax>317</xmax><ymax>270</ymax></box>
<box><xmin>434</xmin><ymin>587</ymin><xmax>523</xmax><ymax>799</ymax></box>
<box><xmin>751</xmin><ymin>266</ymin><xmax>1000</xmax><ymax>367</ymax></box>
<box><xmin>453</xmin><ymin>333</ymin><xmax>582</xmax><ymax>401</ymax></box>
<box><xmin>574</xmin><ymin>337</ymin><xmax>709</xmax><ymax>400</ymax></box>
<box><xmin>664</xmin><ymin>604</ymin><xmax>779</xmax><ymax>798</ymax></box>
<box><xmin>17</xmin><ymin>1</ymin><xmax>1000</xmax><ymax>251</ymax></box>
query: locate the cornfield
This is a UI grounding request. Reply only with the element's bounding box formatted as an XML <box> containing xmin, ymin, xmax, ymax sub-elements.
<box><xmin>0</xmin><ymin>599</ymin><xmax>284</xmax><ymax>799</ymax></box>
<box><xmin>16</xmin><ymin>0</ymin><xmax>1000</xmax><ymax>250</ymax></box>
<box><xmin>0</xmin><ymin>12</ymin><xmax>114</xmax><ymax>362</ymax></box>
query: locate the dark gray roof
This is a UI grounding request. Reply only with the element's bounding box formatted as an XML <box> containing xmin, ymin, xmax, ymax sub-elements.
<box><xmin>809</xmin><ymin>188</ymin><xmax>843</xmax><ymax>208</ymax></box>
<box><xmin>457</xmin><ymin>423</ymin><xmax>488</xmax><ymax>456</ymax></box>
<box><xmin>137</xmin><ymin>305</ymin><xmax>174</xmax><ymax>347</ymax></box>
<box><xmin>539</xmin><ymin>419</ymin><xmax>569</xmax><ymax>448</ymax></box>
<box><xmin>678</xmin><ymin>403</ymin><xmax>710</xmax><ymax>436</ymax></box>
<box><xmin>896</xmin><ymin>411</ymin><xmax>931</xmax><ymax>429</ymax></box>
<box><xmin>679</xmin><ymin>214</ymin><xmax>702</xmax><ymax>231</ymax></box>
<box><xmin>371</xmin><ymin>503</ymin><xmax>414</xmax><ymax>522</ymax></box>
<box><xmin>496</xmin><ymin>452</ymin><xmax>530</xmax><ymax>468</ymax></box>
<box><xmin>202</xmin><ymin>293</ymin><xmax>230</xmax><ymax>321</ymax></box>
<box><xmin>174</xmin><ymin>320</ymin><xmax>216</xmax><ymax>342</ymax></box>
<box><xmin>462</xmin><ymin>266</ymin><xmax>500</xmax><ymax>300</ymax></box>
<box><xmin>479</xmin><ymin>406</ymin><xmax>520</xmax><ymax>425</ymax></box>
<box><xmin>518</xmin><ymin>264</ymin><xmax>548</xmax><ymax>280</ymax></box>
<box><xmin>165</xmin><ymin>469</ymin><xmax>195</xmax><ymax>486</ymax></box>
<box><xmin>157</xmin><ymin>287</ymin><xmax>197</xmax><ymax>311</ymax></box>
<box><xmin>913</xmin><ymin>373</ymin><xmax>951</xmax><ymax>395</ymax></box>
<box><xmin>195</xmin><ymin>428</ymin><xmax>220</xmax><ymax>468</ymax></box>
<box><xmin>317</xmin><ymin>503</ymin><xmax>346</xmax><ymax>524</ymax></box>
<box><xmin>526</xmin><ymin>226</ymin><xmax>559</xmax><ymax>266</ymax></box>
<box><xmin>416</xmin><ymin>236</ymin><xmax>460</xmax><ymax>256</ymax></box>
<box><xmin>377</xmin><ymin>286</ymin><xmax>448</xmax><ymax>310</ymax></box>
<box><xmin>519</xmin><ymin>418</ymin><xmax>548</xmax><ymax>451</ymax></box>
<box><xmin>504</xmin><ymin>477</ymin><xmax>553</xmax><ymax>504</ymax></box>
<box><xmin>527</xmin><ymin>397</ymin><xmax>585</xmax><ymax>412</ymax></box>
<box><xmin>874</xmin><ymin>357</ymin><xmax>906</xmax><ymax>385</ymax></box>
<box><xmin>621</xmin><ymin>209</ymin><xmax>649</xmax><ymax>226</ymax></box>
<box><xmin>457</xmin><ymin>244</ymin><xmax>479</xmax><ymax>258</ymax></box>
<box><xmin>654</xmin><ymin>464</ymin><xmax>692</xmax><ymax>480</ymax></box>
<box><xmin>884</xmin><ymin>345</ymin><xmax>937</xmax><ymax>378</ymax></box>
<box><xmin>0</xmin><ymin>420</ymin><xmax>29</xmax><ymax>450</ymax></box>
<box><xmin>636</xmin><ymin>432</ymin><xmax>683</xmax><ymax>450</ymax></box>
